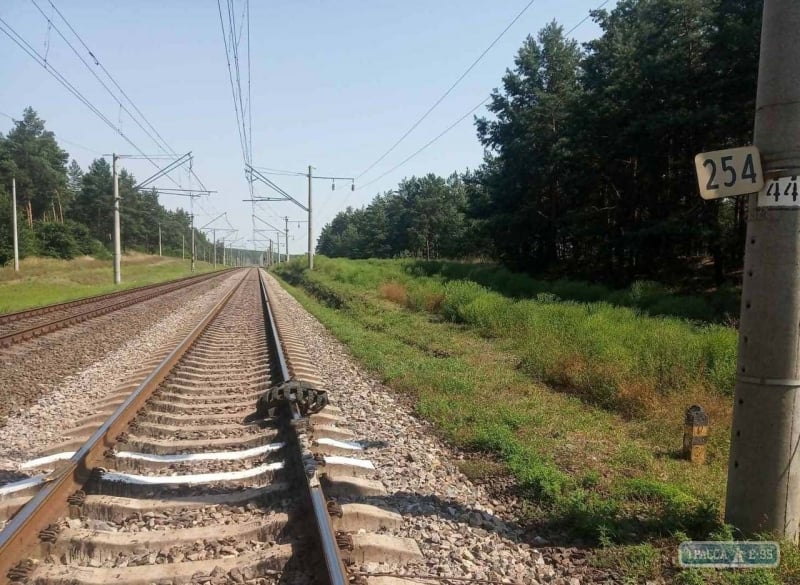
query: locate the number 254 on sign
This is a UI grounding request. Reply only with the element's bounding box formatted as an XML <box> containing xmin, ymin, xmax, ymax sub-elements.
<box><xmin>694</xmin><ymin>146</ymin><xmax>763</xmax><ymax>200</ymax></box>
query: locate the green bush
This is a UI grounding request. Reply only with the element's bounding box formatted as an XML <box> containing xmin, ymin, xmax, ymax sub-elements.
<box><xmin>65</xmin><ymin>220</ymin><xmax>108</xmax><ymax>258</ymax></box>
<box><xmin>441</xmin><ymin>280</ymin><xmax>487</xmax><ymax>322</ymax></box>
<box><xmin>301</xmin><ymin>258</ymin><xmax>740</xmax><ymax>408</ymax></box>
<box><xmin>404</xmin><ymin>280</ymin><xmax>445</xmax><ymax>312</ymax></box>
<box><xmin>34</xmin><ymin>221</ymin><xmax>80</xmax><ymax>259</ymax></box>
<box><xmin>0</xmin><ymin>223</ymin><xmax>37</xmax><ymax>265</ymax></box>
<box><xmin>628</xmin><ymin>280</ymin><xmax>667</xmax><ymax>306</ymax></box>
<box><xmin>0</xmin><ymin>193</ymin><xmax>38</xmax><ymax>265</ymax></box>
<box><xmin>404</xmin><ymin>260</ymin><xmax>741</xmax><ymax>323</ymax></box>
<box><xmin>272</xmin><ymin>257</ymin><xmax>741</xmax><ymax>553</ymax></box>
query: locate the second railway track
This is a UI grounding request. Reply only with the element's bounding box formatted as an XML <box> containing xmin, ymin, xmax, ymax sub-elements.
<box><xmin>0</xmin><ymin>270</ymin><xmax>232</xmax><ymax>349</ymax></box>
<box><xmin>0</xmin><ymin>268</ymin><xmax>423</xmax><ymax>585</ymax></box>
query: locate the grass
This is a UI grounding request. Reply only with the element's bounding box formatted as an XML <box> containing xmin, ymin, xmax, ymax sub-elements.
<box><xmin>404</xmin><ymin>260</ymin><xmax>741</xmax><ymax>324</ymax></box>
<box><xmin>0</xmin><ymin>253</ymin><xmax>220</xmax><ymax>313</ymax></box>
<box><xmin>272</xmin><ymin>257</ymin><xmax>799</xmax><ymax>584</ymax></box>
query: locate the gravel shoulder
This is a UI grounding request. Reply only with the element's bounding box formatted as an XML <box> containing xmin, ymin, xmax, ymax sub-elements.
<box><xmin>0</xmin><ymin>268</ymin><xmax>612</xmax><ymax>583</ymax></box>
<box><xmin>265</xmin><ymin>273</ymin><xmax>614</xmax><ymax>585</ymax></box>
<box><xmin>0</xmin><ymin>271</ymin><xmax>241</xmax><ymax>468</ymax></box>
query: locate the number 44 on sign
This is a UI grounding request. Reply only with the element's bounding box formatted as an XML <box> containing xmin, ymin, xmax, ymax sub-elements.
<box><xmin>758</xmin><ymin>176</ymin><xmax>800</xmax><ymax>208</ymax></box>
<box><xmin>694</xmin><ymin>145</ymin><xmax>800</xmax><ymax>207</ymax></box>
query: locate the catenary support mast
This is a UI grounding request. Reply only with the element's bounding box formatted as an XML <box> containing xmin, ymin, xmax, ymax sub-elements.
<box><xmin>725</xmin><ymin>0</ymin><xmax>800</xmax><ymax>540</ymax></box>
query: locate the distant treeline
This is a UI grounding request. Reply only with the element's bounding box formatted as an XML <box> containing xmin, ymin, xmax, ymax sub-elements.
<box><xmin>0</xmin><ymin>108</ymin><xmax>212</xmax><ymax>265</ymax></box>
<box><xmin>318</xmin><ymin>0</ymin><xmax>761</xmax><ymax>286</ymax></box>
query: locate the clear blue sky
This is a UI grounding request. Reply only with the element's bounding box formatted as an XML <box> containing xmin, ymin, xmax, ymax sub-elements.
<box><xmin>0</xmin><ymin>0</ymin><xmax>615</xmax><ymax>254</ymax></box>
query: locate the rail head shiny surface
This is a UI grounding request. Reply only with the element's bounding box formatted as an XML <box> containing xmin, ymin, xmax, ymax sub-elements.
<box><xmin>258</xmin><ymin>269</ymin><xmax>349</xmax><ymax>585</ymax></box>
<box><xmin>259</xmin><ymin>270</ymin><xmax>290</xmax><ymax>382</ymax></box>
<box><xmin>0</xmin><ymin>269</ymin><xmax>248</xmax><ymax>582</ymax></box>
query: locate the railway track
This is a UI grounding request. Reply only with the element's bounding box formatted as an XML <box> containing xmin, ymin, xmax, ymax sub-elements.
<box><xmin>0</xmin><ymin>268</ymin><xmax>422</xmax><ymax>585</ymax></box>
<box><xmin>0</xmin><ymin>270</ymin><xmax>232</xmax><ymax>349</ymax></box>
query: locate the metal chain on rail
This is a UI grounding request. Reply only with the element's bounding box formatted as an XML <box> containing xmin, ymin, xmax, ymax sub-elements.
<box><xmin>66</xmin><ymin>490</ymin><xmax>85</xmax><ymax>506</ymax></box>
<box><xmin>38</xmin><ymin>523</ymin><xmax>61</xmax><ymax>543</ymax></box>
<box><xmin>335</xmin><ymin>531</ymin><xmax>353</xmax><ymax>551</ymax></box>
<box><xmin>256</xmin><ymin>380</ymin><xmax>329</xmax><ymax>418</ymax></box>
<box><xmin>326</xmin><ymin>499</ymin><xmax>343</xmax><ymax>518</ymax></box>
<box><xmin>7</xmin><ymin>559</ymin><xmax>34</xmax><ymax>582</ymax></box>
<box><xmin>66</xmin><ymin>490</ymin><xmax>86</xmax><ymax>518</ymax></box>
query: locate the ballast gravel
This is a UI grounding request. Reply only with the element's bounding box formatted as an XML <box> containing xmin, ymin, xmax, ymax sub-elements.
<box><xmin>0</xmin><ymin>272</ymin><xmax>240</xmax><ymax>468</ymax></box>
<box><xmin>262</xmin><ymin>274</ymin><xmax>595</xmax><ymax>585</ymax></box>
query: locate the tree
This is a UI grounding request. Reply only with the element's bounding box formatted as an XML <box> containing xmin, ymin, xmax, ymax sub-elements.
<box><xmin>0</xmin><ymin>108</ymin><xmax>208</xmax><ymax>265</ymax></box>
<box><xmin>317</xmin><ymin>174</ymin><xmax>473</xmax><ymax>260</ymax></box>
<box><xmin>72</xmin><ymin>158</ymin><xmax>113</xmax><ymax>245</ymax></box>
<box><xmin>0</xmin><ymin>190</ymin><xmax>37</xmax><ymax>265</ymax></box>
<box><xmin>466</xmin><ymin>1</ymin><xmax>761</xmax><ymax>285</ymax></box>
<box><xmin>66</xmin><ymin>160</ymin><xmax>83</xmax><ymax>208</ymax></box>
<box><xmin>0</xmin><ymin>108</ymin><xmax>68</xmax><ymax>226</ymax></box>
<box><xmin>476</xmin><ymin>22</ymin><xmax>583</xmax><ymax>272</ymax></box>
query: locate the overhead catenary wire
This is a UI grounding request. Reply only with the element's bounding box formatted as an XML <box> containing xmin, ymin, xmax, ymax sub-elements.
<box><xmin>217</xmin><ymin>0</ymin><xmax>250</xmax><ymax>168</ymax></box>
<box><xmin>355</xmin><ymin>0</ymin><xmax>538</xmax><ymax>181</ymax></box>
<box><xmin>230</xmin><ymin>0</ymin><xmax>249</xmax><ymax>166</ymax></box>
<box><xmin>28</xmin><ymin>0</ymin><xmax>184</xmax><ymax>189</ymax></box>
<box><xmin>326</xmin><ymin>96</ymin><xmax>491</xmax><ymax>213</ymax></box>
<box><xmin>564</xmin><ymin>0</ymin><xmax>610</xmax><ymax>36</ymax></box>
<box><xmin>30</xmin><ymin>0</ymin><xmax>173</xmax><ymax>160</ymax></box>
<box><xmin>216</xmin><ymin>0</ymin><xmax>259</xmax><ymax>249</ymax></box>
<box><xmin>251</xmin><ymin>166</ymin><xmax>308</xmax><ymax>177</ymax></box>
<box><xmin>356</xmin><ymin>96</ymin><xmax>491</xmax><ymax>192</ymax></box>
<box><xmin>3</xmin><ymin>7</ymin><xmax>207</xmax><ymax>193</ymax></box>
<box><xmin>246</xmin><ymin>0</ymin><xmax>252</xmax><ymax>169</ymax></box>
<box><xmin>0</xmin><ymin>111</ymin><xmax>102</xmax><ymax>155</ymax></box>
<box><xmin>45</xmin><ymin>0</ymin><xmax>176</xmax><ymax>157</ymax></box>
<box><xmin>0</xmin><ymin>17</ymin><xmax>158</xmax><ymax>165</ymax></box>
<box><xmin>42</xmin><ymin>0</ymin><xmax>210</xmax><ymax>191</ymax></box>
<box><xmin>342</xmin><ymin>0</ymin><xmax>614</xmax><ymax>201</ymax></box>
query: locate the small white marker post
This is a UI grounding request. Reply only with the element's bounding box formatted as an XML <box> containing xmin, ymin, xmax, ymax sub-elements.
<box><xmin>11</xmin><ymin>177</ymin><xmax>19</xmax><ymax>272</ymax></box>
<box><xmin>112</xmin><ymin>153</ymin><xmax>121</xmax><ymax>284</ymax></box>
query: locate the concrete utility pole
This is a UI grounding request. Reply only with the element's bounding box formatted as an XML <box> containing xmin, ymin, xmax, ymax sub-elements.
<box><xmin>245</xmin><ymin>164</ymin><xmax>351</xmax><ymax>271</ymax></box>
<box><xmin>190</xmin><ymin>220</ymin><xmax>195</xmax><ymax>273</ymax></box>
<box><xmin>213</xmin><ymin>229</ymin><xmax>217</xmax><ymax>269</ymax></box>
<box><xmin>308</xmin><ymin>165</ymin><xmax>313</xmax><ymax>269</ymax></box>
<box><xmin>182</xmin><ymin>234</ymin><xmax>185</xmax><ymax>260</ymax></box>
<box><xmin>158</xmin><ymin>222</ymin><xmax>162</xmax><ymax>257</ymax></box>
<box><xmin>112</xmin><ymin>153</ymin><xmax>121</xmax><ymax>284</ymax></box>
<box><xmin>11</xmin><ymin>177</ymin><xmax>19</xmax><ymax>272</ymax></box>
<box><xmin>726</xmin><ymin>0</ymin><xmax>800</xmax><ymax>540</ymax></box>
<box><xmin>285</xmin><ymin>216</ymin><xmax>290</xmax><ymax>263</ymax></box>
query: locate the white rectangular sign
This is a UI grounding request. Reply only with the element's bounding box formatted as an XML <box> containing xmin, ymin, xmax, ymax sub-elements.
<box><xmin>694</xmin><ymin>146</ymin><xmax>763</xmax><ymax>200</ymax></box>
<box><xmin>758</xmin><ymin>176</ymin><xmax>800</xmax><ymax>208</ymax></box>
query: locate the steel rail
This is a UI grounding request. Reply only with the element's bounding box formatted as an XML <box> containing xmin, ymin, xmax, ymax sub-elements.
<box><xmin>0</xmin><ymin>269</ymin><xmax>249</xmax><ymax>583</ymax></box>
<box><xmin>0</xmin><ymin>268</ymin><xmax>232</xmax><ymax>325</ymax></box>
<box><xmin>257</xmin><ymin>270</ymin><xmax>349</xmax><ymax>585</ymax></box>
<box><xmin>0</xmin><ymin>269</ymin><xmax>233</xmax><ymax>348</ymax></box>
